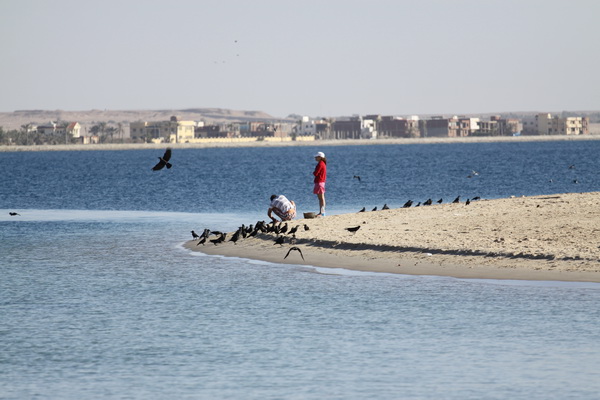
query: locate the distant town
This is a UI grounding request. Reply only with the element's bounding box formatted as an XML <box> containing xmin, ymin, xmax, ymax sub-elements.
<box><xmin>0</xmin><ymin>110</ymin><xmax>596</xmax><ymax>146</ymax></box>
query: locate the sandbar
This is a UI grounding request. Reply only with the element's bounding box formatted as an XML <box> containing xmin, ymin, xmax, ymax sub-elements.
<box><xmin>184</xmin><ymin>192</ymin><xmax>600</xmax><ymax>282</ymax></box>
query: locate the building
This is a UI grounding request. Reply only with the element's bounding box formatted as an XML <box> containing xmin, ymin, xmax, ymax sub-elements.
<box><xmin>378</xmin><ymin>116</ymin><xmax>420</xmax><ymax>138</ymax></box>
<box><xmin>130</xmin><ymin>116</ymin><xmax>196</xmax><ymax>143</ymax></box>
<box><xmin>420</xmin><ymin>116</ymin><xmax>459</xmax><ymax>137</ymax></box>
<box><xmin>522</xmin><ymin>113</ymin><xmax>588</xmax><ymax>135</ymax></box>
<box><xmin>66</xmin><ymin>122</ymin><xmax>82</xmax><ymax>138</ymax></box>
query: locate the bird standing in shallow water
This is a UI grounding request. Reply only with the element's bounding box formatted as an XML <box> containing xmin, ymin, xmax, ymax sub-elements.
<box><xmin>152</xmin><ymin>148</ymin><xmax>172</xmax><ymax>170</ymax></box>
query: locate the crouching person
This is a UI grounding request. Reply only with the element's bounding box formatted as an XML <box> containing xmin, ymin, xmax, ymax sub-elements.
<box><xmin>268</xmin><ymin>194</ymin><xmax>296</xmax><ymax>222</ymax></box>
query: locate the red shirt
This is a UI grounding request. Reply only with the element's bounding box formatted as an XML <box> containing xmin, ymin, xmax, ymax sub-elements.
<box><xmin>313</xmin><ymin>160</ymin><xmax>327</xmax><ymax>183</ymax></box>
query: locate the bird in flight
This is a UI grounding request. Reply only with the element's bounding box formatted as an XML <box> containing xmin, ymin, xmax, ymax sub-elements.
<box><xmin>9</xmin><ymin>212</ymin><xmax>20</xmax><ymax>216</ymax></box>
<box><xmin>152</xmin><ymin>148</ymin><xmax>173</xmax><ymax>170</ymax></box>
<box><xmin>353</xmin><ymin>175</ymin><xmax>362</xmax><ymax>182</ymax></box>
<box><xmin>284</xmin><ymin>246</ymin><xmax>305</xmax><ymax>260</ymax></box>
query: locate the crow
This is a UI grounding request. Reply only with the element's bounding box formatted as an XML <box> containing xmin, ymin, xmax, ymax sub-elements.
<box><xmin>9</xmin><ymin>212</ymin><xmax>20</xmax><ymax>216</ymax></box>
<box><xmin>303</xmin><ymin>224</ymin><xmax>310</xmax><ymax>231</ymax></box>
<box><xmin>372</xmin><ymin>206</ymin><xmax>377</xmax><ymax>211</ymax></box>
<box><xmin>284</xmin><ymin>246</ymin><xmax>305</xmax><ymax>260</ymax></box>
<box><xmin>346</xmin><ymin>226</ymin><xmax>361</xmax><ymax>233</ymax></box>
<box><xmin>437</xmin><ymin>198</ymin><xmax>443</xmax><ymax>204</ymax></box>
<box><xmin>210</xmin><ymin>233</ymin><xmax>226</xmax><ymax>245</ymax></box>
<box><xmin>280</xmin><ymin>223</ymin><xmax>289</xmax><ymax>234</ymax></box>
<box><xmin>152</xmin><ymin>148</ymin><xmax>172</xmax><ymax>170</ymax></box>
<box><xmin>423</xmin><ymin>199</ymin><xmax>432</xmax><ymax>206</ymax></box>
<box><xmin>465</xmin><ymin>199</ymin><xmax>471</xmax><ymax>206</ymax></box>
<box><xmin>382</xmin><ymin>204</ymin><xmax>390</xmax><ymax>210</ymax></box>
<box><xmin>191</xmin><ymin>230</ymin><xmax>200</xmax><ymax>240</ymax></box>
<box><xmin>452</xmin><ymin>196</ymin><xmax>461</xmax><ymax>203</ymax></box>
<box><xmin>358</xmin><ymin>207</ymin><xmax>366</xmax><ymax>212</ymax></box>
<box><xmin>288</xmin><ymin>225</ymin><xmax>299</xmax><ymax>235</ymax></box>
<box><xmin>196</xmin><ymin>236</ymin><xmax>207</xmax><ymax>246</ymax></box>
<box><xmin>230</xmin><ymin>229</ymin><xmax>241</xmax><ymax>244</ymax></box>
<box><xmin>472</xmin><ymin>196</ymin><xmax>481</xmax><ymax>201</ymax></box>
<box><xmin>402</xmin><ymin>200</ymin><xmax>413</xmax><ymax>208</ymax></box>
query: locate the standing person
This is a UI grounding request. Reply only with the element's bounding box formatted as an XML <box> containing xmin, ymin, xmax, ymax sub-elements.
<box><xmin>313</xmin><ymin>151</ymin><xmax>327</xmax><ymax>217</ymax></box>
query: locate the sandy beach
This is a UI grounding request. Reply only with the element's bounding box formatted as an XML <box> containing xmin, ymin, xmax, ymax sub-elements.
<box><xmin>184</xmin><ymin>192</ymin><xmax>600</xmax><ymax>282</ymax></box>
<box><xmin>1</xmin><ymin>134</ymin><xmax>599</xmax><ymax>152</ymax></box>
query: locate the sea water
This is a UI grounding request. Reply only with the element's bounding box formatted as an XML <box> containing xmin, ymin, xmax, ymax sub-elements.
<box><xmin>1</xmin><ymin>141</ymin><xmax>600</xmax><ymax>399</ymax></box>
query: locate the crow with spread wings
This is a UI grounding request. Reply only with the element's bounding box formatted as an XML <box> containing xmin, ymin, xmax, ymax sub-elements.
<box><xmin>152</xmin><ymin>148</ymin><xmax>173</xmax><ymax>171</ymax></box>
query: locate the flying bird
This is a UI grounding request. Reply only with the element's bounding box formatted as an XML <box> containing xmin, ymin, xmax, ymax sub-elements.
<box><xmin>346</xmin><ymin>226</ymin><xmax>361</xmax><ymax>233</ymax></box>
<box><xmin>284</xmin><ymin>246</ymin><xmax>305</xmax><ymax>260</ymax></box>
<box><xmin>152</xmin><ymin>148</ymin><xmax>173</xmax><ymax>170</ymax></box>
<box><xmin>353</xmin><ymin>175</ymin><xmax>362</xmax><ymax>182</ymax></box>
<box><xmin>9</xmin><ymin>212</ymin><xmax>20</xmax><ymax>216</ymax></box>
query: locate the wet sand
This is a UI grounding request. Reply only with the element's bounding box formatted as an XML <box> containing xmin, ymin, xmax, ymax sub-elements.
<box><xmin>184</xmin><ymin>192</ymin><xmax>600</xmax><ymax>282</ymax></box>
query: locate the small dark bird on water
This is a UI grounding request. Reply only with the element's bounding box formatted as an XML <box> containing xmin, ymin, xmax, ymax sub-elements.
<box><xmin>402</xmin><ymin>200</ymin><xmax>413</xmax><ymax>208</ymax></box>
<box><xmin>346</xmin><ymin>226</ymin><xmax>361</xmax><ymax>233</ymax></box>
<box><xmin>284</xmin><ymin>246</ymin><xmax>305</xmax><ymax>260</ymax></box>
<box><xmin>358</xmin><ymin>207</ymin><xmax>366</xmax><ymax>212</ymax></box>
<box><xmin>452</xmin><ymin>196</ymin><xmax>461</xmax><ymax>203</ymax></box>
<box><xmin>382</xmin><ymin>204</ymin><xmax>390</xmax><ymax>210</ymax></box>
<box><xmin>191</xmin><ymin>230</ymin><xmax>200</xmax><ymax>240</ymax></box>
<box><xmin>353</xmin><ymin>175</ymin><xmax>362</xmax><ymax>182</ymax></box>
<box><xmin>152</xmin><ymin>148</ymin><xmax>173</xmax><ymax>170</ymax></box>
<box><xmin>9</xmin><ymin>212</ymin><xmax>20</xmax><ymax>216</ymax></box>
<box><xmin>274</xmin><ymin>236</ymin><xmax>285</xmax><ymax>245</ymax></box>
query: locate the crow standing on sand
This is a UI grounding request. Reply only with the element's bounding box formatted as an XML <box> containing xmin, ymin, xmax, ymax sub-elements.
<box><xmin>152</xmin><ymin>148</ymin><xmax>173</xmax><ymax>170</ymax></box>
<box><xmin>191</xmin><ymin>230</ymin><xmax>200</xmax><ymax>240</ymax></box>
<box><xmin>284</xmin><ymin>247</ymin><xmax>305</xmax><ymax>260</ymax></box>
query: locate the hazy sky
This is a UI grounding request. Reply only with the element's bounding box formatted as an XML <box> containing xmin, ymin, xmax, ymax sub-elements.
<box><xmin>1</xmin><ymin>0</ymin><xmax>599</xmax><ymax>118</ymax></box>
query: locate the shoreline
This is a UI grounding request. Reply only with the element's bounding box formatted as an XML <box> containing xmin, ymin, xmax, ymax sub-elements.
<box><xmin>184</xmin><ymin>192</ymin><xmax>600</xmax><ymax>282</ymax></box>
<box><xmin>1</xmin><ymin>134</ymin><xmax>599</xmax><ymax>152</ymax></box>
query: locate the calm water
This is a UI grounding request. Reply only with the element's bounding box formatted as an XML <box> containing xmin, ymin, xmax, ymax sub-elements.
<box><xmin>1</xmin><ymin>141</ymin><xmax>600</xmax><ymax>399</ymax></box>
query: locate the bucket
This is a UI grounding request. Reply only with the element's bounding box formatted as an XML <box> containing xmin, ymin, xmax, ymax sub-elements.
<box><xmin>303</xmin><ymin>212</ymin><xmax>316</xmax><ymax>219</ymax></box>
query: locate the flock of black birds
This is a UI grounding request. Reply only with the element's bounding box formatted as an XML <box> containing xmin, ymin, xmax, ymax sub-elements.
<box><xmin>190</xmin><ymin>220</ymin><xmax>310</xmax><ymax>260</ymax></box>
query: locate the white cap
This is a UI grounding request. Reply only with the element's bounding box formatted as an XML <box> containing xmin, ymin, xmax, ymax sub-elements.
<box><xmin>314</xmin><ymin>152</ymin><xmax>325</xmax><ymax>158</ymax></box>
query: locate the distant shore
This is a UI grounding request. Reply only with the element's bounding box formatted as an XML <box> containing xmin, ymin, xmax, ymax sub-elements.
<box><xmin>184</xmin><ymin>192</ymin><xmax>600</xmax><ymax>282</ymax></box>
<box><xmin>1</xmin><ymin>134</ymin><xmax>600</xmax><ymax>152</ymax></box>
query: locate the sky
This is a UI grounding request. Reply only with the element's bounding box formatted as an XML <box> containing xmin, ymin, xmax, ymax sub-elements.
<box><xmin>1</xmin><ymin>0</ymin><xmax>599</xmax><ymax>118</ymax></box>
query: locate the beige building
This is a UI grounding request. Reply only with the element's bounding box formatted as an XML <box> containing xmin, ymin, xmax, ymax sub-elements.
<box><xmin>130</xmin><ymin>116</ymin><xmax>196</xmax><ymax>143</ymax></box>
<box><xmin>533</xmin><ymin>113</ymin><xmax>589</xmax><ymax>135</ymax></box>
